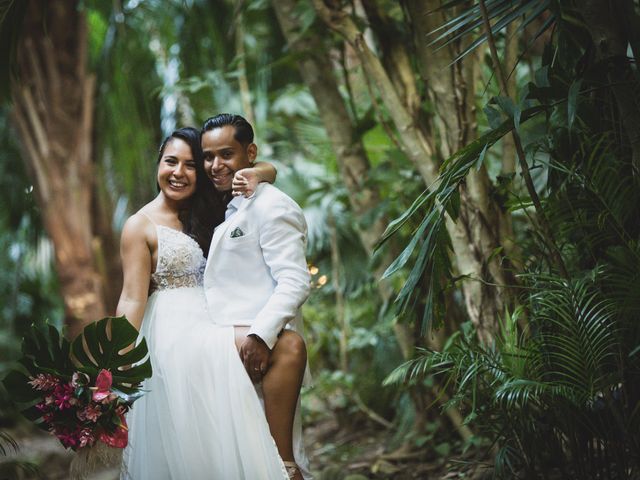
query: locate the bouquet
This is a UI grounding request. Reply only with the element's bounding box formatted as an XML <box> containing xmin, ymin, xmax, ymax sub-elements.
<box><xmin>3</xmin><ymin>316</ymin><xmax>151</xmax><ymax>453</ymax></box>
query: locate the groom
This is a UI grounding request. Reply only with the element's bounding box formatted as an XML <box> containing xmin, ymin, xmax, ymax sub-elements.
<box><xmin>201</xmin><ymin>113</ymin><xmax>311</xmax><ymax>480</ymax></box>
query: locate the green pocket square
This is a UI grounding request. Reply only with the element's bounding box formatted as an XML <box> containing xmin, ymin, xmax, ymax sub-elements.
<box><xmin>230</xmin><ymin>227</ymin><xmax>245</xmax><ymax>238</ymax></box>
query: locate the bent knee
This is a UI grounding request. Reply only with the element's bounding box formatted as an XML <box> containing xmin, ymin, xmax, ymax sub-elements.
<box><xmin>276</xmin><ymin>330</ymin><xmax>307</xmax><ymax>362</ymax></box>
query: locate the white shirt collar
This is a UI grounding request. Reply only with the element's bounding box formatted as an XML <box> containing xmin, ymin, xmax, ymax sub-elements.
<box><xmin>225</xmin><ymin>195</ymin><xmax>246</xmax><ymax>220</ymax></box>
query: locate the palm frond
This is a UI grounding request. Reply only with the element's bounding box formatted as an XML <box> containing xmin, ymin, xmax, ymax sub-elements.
<box><xmin>380</xmin><ymin>105</ymin><xmax>546</xmax><ymax>331</ymax></box>
<box><xmin>0</xmin><ymin>430</ymin><xmax>17</xmax><ymax>456</ymax></box>
<box><xmin>428</xmin><ymin>0</ymin><xmax>554</xmax><ymax>64</ymax></box>
<box><xmin>529</xmin><ymin>274</ymin><xmax>619</xmax><ymax>404</ymax></box>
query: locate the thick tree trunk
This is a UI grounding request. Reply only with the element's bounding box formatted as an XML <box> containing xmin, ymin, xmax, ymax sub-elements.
<box><xmin>408</xmin><ymin>0</ymin><xmax>517</xmax><ymax>341</ymax></box>
<box><xmin>582</xmin><ymin>0</ymin><xmax>640</xmax><ymax>177</ymax></box>
<box><xmin>313</xmin><ymin>0</ymin><xmax>439</xmax><ymax>184</ymax></box>
<box><xmin>11</xmin><ymin>1</ymin><xmax>106</xmax><ymax>339</ymax></box>
<box><xmin>316</xmin><ymin>0</ymin><xmax>513</xmax><ymax>341</ymax></box>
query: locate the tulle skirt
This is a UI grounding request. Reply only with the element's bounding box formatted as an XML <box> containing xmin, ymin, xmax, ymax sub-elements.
<box><xmin>121</xmin><ymin>287</ymin><xmax>288</xmax><ymax>480</ymax></box>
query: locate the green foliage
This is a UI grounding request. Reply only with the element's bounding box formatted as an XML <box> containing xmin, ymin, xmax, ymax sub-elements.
<box><xmin>70</xmin><ymin>317</ymin><xmax>152</xmax><ymax>391</ymax></box>
<box><xmin>0</xmin><ymin>430</ymin><xmax>38</xmax><ymax>478</ymax></box>
<box><xmin>384</xmin><ymin>0</ymin><xmax>640</xmax><ymax>476</ymax></box>
<box><xmin>2</xmin><ymin>0</ymin><xmax>638</xmax><ymax>474</ymax></box>
<box><xmin>386</xmin><ymin>274</ymin><xmax>639</xmax><ymax>478</ymax></box>
<box><xmin>429</xmin><ymin>0</ymin><xmax>554</xmax><ymax>63</ymax></box>
<box><xmin>0</xmin><ymin>0</ymin><xmax>26</xmax><ymax>101</ymax></box>
<box><xmin>377</xmin><ymin>102</ymin><xmax>548</xmax><ymax>333</ymax></box>
<box><xmin>0</xmin><ymin>107</ymin><xmax>64</xmax><ymax>377</ymax></box>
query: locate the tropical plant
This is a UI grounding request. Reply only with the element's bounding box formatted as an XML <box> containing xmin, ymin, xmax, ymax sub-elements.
<box><xmin>383</xmin><ymin>0</ymin><xmax>640</xmax><ymax>477</ymax></box>
<box><xmin>0</xmin><ymin>430</ymin><xmax>38</xmax><ymax>479</ymax></box>
<box><xmin>387</xmin><ymin>270</ymin><xmax>639</xmax><ymax>478</ymax></box>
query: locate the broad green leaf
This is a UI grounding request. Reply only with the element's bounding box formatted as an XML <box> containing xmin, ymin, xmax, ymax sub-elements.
<box><xmin>475</xmin><ymin>143</ymin><xmax>489</xmax><ymax>171</ymax></box>
<box><xmin>567</xmin><ymin>79</ymin><xmax>582</xmax><ymax>133</ymax></box>
<box><xmin>71</xmin><ymin>317</ymin><xmax>151</xmax><ymax>389</ymax></box>
<box><xmin>2</xmin><ymin>370</ymin><xmax>39</xmax><ymax>404</ymax></box>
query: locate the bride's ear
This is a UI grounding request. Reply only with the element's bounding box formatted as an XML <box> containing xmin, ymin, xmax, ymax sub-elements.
<box><xmin>247</xmin><ymin>143</ymin><xmax>258</xmax><ymax>164</ymax></box>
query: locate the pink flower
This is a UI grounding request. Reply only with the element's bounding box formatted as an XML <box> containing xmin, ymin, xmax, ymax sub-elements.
<box><xmin>52</xmin><ymin>383</ymin><xmax>75</xmax><ymax>410</ymax></box>
<box><xmin>54</xmin><ymin>427</ymin><xmax>78</xmax><ymax>449</ymax></box>
<box><xmin>28</xmin><ymin>374</ymin><xmax>59</xmax><ymax>391</ymax></box>
<box><xmin>100</xmin><ymin>392</ymin><xmax>118</xmax><ymax>405</ymax></box>
<box><xmin>77</xmin><ymin>428</ymin><xmax>96</xmax><ymax>448</ymax></box>
<box><xmin>99</xmin><ymin>412</ymin><xmax>128</xmax><ymax>448</ymax></box>
<box><xmin>92</xmin><ymin>369</ymin><xmax>113</xmax><ymax>402</ymax></box>
<box><xmin>77</xmin><ymin>403</ymin><xmax>102</xmax><ymax>423</ymax></box>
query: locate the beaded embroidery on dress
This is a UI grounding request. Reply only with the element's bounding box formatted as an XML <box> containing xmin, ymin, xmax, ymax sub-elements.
<box><xmin>121</xmin><ymin>216</ymin><xmax>288</xmax><ymax>480</ymax></box>
<box><xmin>150</xmin><ymin>226</ymin><xmax>205</xmax><ymax>293</ymax></box>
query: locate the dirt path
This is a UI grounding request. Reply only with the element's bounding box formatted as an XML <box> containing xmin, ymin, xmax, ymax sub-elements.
<box><xmin>5</xmin><ymin>417</ymin><xmax>489</xmax><ymax>479</ymax></box>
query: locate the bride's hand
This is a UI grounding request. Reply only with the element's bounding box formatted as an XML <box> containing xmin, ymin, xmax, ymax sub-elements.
<box><xmin>232</xmin><ymin>168</ymin><xmax>261</xmax><ymax>198</ymax></box>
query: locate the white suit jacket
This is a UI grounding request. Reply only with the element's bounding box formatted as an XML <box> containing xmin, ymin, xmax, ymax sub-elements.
<box><xmin>203</xmin><ymin>183</ymin><xmax>311</xmax><ymax>349</ymax></box>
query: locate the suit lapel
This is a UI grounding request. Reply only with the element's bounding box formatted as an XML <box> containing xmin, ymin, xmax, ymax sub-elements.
<box><xmin>204</xmin><ymin>189</ymin><xmax>260</xmax><ymax>274</ymax></box>
<box><xmin>205</xmin><ymin>219</ymin><xmax>232</xmax><ymax>273</ymax></box>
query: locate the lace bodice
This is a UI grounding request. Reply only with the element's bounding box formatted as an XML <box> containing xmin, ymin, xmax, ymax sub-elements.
<box><xmin>150</xmin><ymin>225</ymin><xmax>205</xmax><ymax>294</ymax></box>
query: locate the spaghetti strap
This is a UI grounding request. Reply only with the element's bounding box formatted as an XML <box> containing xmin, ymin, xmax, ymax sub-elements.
<box><xmin>139</xmin><ymin>211</ymin><xmax>157</xmax><ymax>225</ymax></box>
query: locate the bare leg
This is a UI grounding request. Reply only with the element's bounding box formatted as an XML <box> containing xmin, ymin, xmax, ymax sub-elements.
<box><xmin>234</xmin><ymin>327</ymin><xmax>306</xmax><ymax>479</ymax></box>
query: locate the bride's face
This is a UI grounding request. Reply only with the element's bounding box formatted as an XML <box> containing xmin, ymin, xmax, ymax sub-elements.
<box><xmin>157</xmin><ymin>138</ymin><xmax>197</xmax><ymax>202</ymax></box>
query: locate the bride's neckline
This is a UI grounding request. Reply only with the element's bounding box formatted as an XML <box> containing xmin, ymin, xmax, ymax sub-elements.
<box><xmin>155</xmin><ymin>224</ymin><xmax>204</xmax><ymax>255</ymax></box>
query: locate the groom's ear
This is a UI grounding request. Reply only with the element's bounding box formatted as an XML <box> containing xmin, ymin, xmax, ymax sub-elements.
<box><xmin>247</xmin><ymin>143</ymin><xmax>258</xmax><ymax>164</ymax></box>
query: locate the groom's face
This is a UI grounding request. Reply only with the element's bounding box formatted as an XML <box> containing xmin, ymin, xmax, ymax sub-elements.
<box><xmin>202</xmin><ymin>125</ymin><xmax>257</xmax><ymax>192</ymax></box>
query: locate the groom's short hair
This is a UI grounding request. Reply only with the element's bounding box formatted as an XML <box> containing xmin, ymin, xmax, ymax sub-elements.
<box><xmin>202</xmin><ymin>114</ymin><xmax>254</xmax><ymax>147</ymax></box>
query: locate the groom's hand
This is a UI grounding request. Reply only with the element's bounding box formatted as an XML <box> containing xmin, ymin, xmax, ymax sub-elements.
<box><xmin>232</xmin><ymin>168</ymin><xmax>260</xmax><ymax>198</ymax></box>
<box><xmin>239</xmin><ymin>334</ymin><xmax>271</xmax><ymax>383</ymax></box>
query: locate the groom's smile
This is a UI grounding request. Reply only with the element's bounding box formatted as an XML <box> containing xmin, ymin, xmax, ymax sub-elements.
<box><xmin>202</xmin><ymin>125</ymin><xmax>257</xmax><ymax>192</ymax></box>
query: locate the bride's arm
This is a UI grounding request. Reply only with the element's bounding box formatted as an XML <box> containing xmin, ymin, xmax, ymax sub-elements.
<box><xmin>232</xmin><ymin>161</ymin><xmax>277</xmax><ymax>197</ymax></box>
<box><xmin>115</xmin><ymin>214</ymin><xmax>153</xmax><ymax>332</ymax></box>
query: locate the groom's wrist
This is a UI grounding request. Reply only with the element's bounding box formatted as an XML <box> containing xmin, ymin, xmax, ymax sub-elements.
<box><xmin>248</xmin><ymin>333</ymin><xmax>269</xmax><ymax>349</ymax></box>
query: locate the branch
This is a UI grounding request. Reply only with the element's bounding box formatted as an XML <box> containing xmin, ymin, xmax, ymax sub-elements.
<box><xmin>312</xmin><ymin>0</ymin><xmax>438</xmax><ymax>184</ymax></box>
<box><xmin>19</xmin><ymin>86</ymin><xmax>49</xmax><ymax>158</ymax></box>
<box><xmin>11</xmin><ymin>101</ymin><xmax>50</xmax><ymax>202</ymax></box>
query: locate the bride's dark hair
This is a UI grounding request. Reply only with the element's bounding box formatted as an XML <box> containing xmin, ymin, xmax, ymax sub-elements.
<box><xmin>157</xmin><ymin>127</ymin><xmax>224</xmax><ymax>256</ymax></box>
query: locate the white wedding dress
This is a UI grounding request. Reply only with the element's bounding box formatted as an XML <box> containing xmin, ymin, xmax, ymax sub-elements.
<box><xmin>121</xmin><ymin>222</ymin><xmax>289</xmax><ymax>479</ymax></box>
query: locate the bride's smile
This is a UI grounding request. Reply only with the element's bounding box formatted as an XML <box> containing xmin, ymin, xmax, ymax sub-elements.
<box><xmin>157</xmin><ymin>138</ymin><xmax>197</xmax><ymax>201</ymax></box>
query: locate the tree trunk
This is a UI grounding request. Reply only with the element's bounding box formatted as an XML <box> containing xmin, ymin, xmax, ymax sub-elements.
<box><xmin>11</xmin><ymin>0</ymin><xmax>106</xmax><ymax>339</ymax></box>
<box><xmin>91</xmin><ymin>168</ymin><xmax>122</xmax><ymax>313</ymax></box>
<box><xmin>316</xmin><ymin>0</ymin><xmax>514</xmax><ymax>341</ymax></box>
<box><xmin>328</xmin><ymin>212</ymin><xmax>348</xmax><ymax>373</ymax></box>
<box><xmin>502</xmin><ymin>21</ymin><xmax>518</xmax><ymax>174</ymax></box>
<box><xmin>582</xmin><ymin>0</ymin><xmax>640</xmax><ymax>177</ymax></box>
<box><xmin>235</xmin><ymin>12</ymin><xmax>257</xmax><ymax>129</ymax></box>
<box><xmin>408</xmin><ymin>0</ymin><xmax>517</xmax><ymax>341</ymax></box>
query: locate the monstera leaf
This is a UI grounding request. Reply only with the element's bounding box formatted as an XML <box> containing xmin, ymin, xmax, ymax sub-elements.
<box><xmin>3</xmin><ymin>322</ymin><xmax>73</xmax><ymax>399</ymax></box>
<box><xmin>71</xmin><ymin>316</ymin><xmax>152</xmax><ymax>394</ymax></box>
<box><xmin>2</xmin><ymin>321</ymin><xmax>76</xmax><ymax>428</ymax></box>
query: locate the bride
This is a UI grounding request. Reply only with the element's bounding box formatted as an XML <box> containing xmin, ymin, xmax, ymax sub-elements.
<box><xmin>116</xmin><ymin>127</ymin><xmax>289</xmax><ymax>479</ymax></box>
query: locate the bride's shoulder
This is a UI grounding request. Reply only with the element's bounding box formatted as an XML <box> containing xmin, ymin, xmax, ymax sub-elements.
<box><xmin>121</xmin><ymin>209</ymin><xmax>156</xmax><ymax>244</ymax></box>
